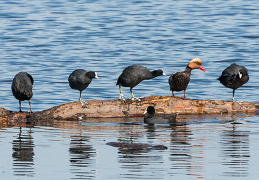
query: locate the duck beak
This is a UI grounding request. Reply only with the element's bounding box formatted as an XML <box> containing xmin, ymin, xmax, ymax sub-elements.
<box><xmin>199</xmin><ymin>66</ymin><xmax>206</xmax><ymax>72</ymax></box>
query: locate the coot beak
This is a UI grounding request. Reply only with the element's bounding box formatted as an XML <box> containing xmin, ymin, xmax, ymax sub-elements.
<box><xmin>238</xmin><ymin>71</ymin><xmax>242</xmax><ymax>78</ymax></box>
<box><xmin>199</xmin><ymin>66</ymin><xmax>206</xmax><ymax>72</ymax></box>
<box><xmin>143</xmin><ymin>110</ymin><xmax>147</xmax><ymax>114</ymax></box>
<box><xmin>95</xmin><ymin>72</ymin><xmax>99</xmax><ymax>79</ymax></box>
<box><xmin>162</xmin><ymin>71</ymin><xmax>166</xmax><ymax>76</ymax></box>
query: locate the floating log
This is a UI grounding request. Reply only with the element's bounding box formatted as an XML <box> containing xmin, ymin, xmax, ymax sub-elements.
<box><xmin>1</xmin><ymin>96</ymin><xmax>259</xmax><ymax>122</ymax></box>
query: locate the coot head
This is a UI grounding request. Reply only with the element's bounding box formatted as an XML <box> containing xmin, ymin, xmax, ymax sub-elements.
<box><xmin>152</xmin><ymin>69</ymin><xmax>166</xmax><ymax>77</ymax></box>
<box><xmin>144</xmin><ymin>106</ymin><xmax>155</xmax><ymax>117</ymax></box>
<box><xmin>87</xmin><ymin>71</ymin><xmax>99</xmax><ymax>79</ymax></box>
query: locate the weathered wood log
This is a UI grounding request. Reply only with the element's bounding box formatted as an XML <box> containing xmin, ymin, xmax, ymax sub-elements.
<box><xmin>1</xmin><ymin>96</ymin><xmax>259</xmax><ymax>122</ymax></box>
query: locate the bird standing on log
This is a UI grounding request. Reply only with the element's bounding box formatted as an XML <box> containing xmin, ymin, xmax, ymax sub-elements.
<box><xmin>218</xmin><ymin>63</ymin><xmax>249</xmax><ymax>101</ymax></box>
<box><xmin>68</xmin><ymin>69</ymin><xmax>99</xmax><ymax>106</ymax></box>
<box><xmin>168</xmin><ymin>58</ymin><xmax>206</xmax><ymax>99</ymax></box>
<box><xmin>116</xmin><ymin>64</ymin><xmax>166</xmax><ymax>101</ymax></box>
<box><xmin>11</xmin><ymin>72</ymin><xmax>34</xmax><ymax>112</ymax></box>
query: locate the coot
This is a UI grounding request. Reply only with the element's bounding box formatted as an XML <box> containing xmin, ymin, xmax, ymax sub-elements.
<box><xmin>144</xmin><ymin>106</ymin><xmax>177</xmax><ymax>125</ymax></box>
<box><xmin>11</xmin><ymin>72</ymin><xmax>34</xmax><ymax>112</ymax></box>
<box><xmin>68</xmin><ymin>69</ymin><xmax>98</xmax><ymax>105</ymax></box>
<box><xmin>116</xmin><ymin>64</ymin><xmax>166</xmax><ymax>100</ymax></box>
<box><xmin>168</xmin><ymin>58</ymin><xmax>206</xmax><ymax>99</ymax></box>
<box><xmin>218</xmin><ymin>63</ymin><xmax>249</xmax><ymax>101</ymax></box>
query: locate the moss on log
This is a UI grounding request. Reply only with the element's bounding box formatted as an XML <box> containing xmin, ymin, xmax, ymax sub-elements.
<box><xmin>1</xmin><ymin>96</ymin><xmax>259</xmax><ymax>122</ymax></box>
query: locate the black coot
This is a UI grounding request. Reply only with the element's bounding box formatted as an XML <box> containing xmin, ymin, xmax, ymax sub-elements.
<box><xmin>116</xmin><ymin>64</ymin><xmax>166</xmax><ymax>101</ymax></box>
<box><xmin>218</xmin><ymin>63</ymin><xmax>249</xmax><ymax>101</ymax></box>
<box><xmin>68</xmin><ymin>69</ymin><xmax>98</xmax><ymax>104</ymax></box>
<box><xmin>11</xmin><ymin>72</ymin><xmax>34</xmax><ymax>112</ymax></box>
<box><xmin>169</xmin><ymin>58</ymin><xmax>206</xmax><ymax>99</ymax></box>
<box><xmin>144</xmin><ymin>106</ymin><xmax>177</xmax><ymax>125</ymax></box>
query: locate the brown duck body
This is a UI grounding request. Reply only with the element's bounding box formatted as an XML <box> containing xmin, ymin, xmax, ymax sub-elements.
<box><xmin>168</xmin><ymin>58</ymin><xmax>206</xmax><ymax>99</ymax></box>
<box><xmin>169</xmin><ymin>67</ymin><xmax>191</xmax><ymax>93</ymax></box>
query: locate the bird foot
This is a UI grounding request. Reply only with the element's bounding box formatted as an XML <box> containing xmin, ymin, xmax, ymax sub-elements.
<box><xmin>119</xmin><ymin>94</ymin><xmax>128</xmax><ymax>101</ymax></box>
<box><xmin>131</xmin><ymin>97</ymin><xmax>141</xmax><ymax>101</ymax></box>
<box><xmin>232</xmin><ymin>100</ymin><xmax>243</xmax><ymax>106</ymax></box>
<box><xmin>77</xmin><ymin>99</ymin><xmax>88</xmax><ymax>107</ymax></box>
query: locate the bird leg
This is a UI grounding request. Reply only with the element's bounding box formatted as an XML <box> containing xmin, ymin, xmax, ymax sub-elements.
<box><xmin>183</xmin><ymin>90</ymin><xmax>186</xmax><ymax>99</ymax></box>
<box><xmin>78</xmin><ymin>91</ymin><xmax>87</xmax><ymax>106</ymax></box>
<box><xmin>232</xmin><ymin>89</ymin><xmax>235</xmax><ymax>101</ymax></box>
<box><xmin>130</xmin><ymin>88</ymin><xmax>141</xmax><ymax>101</ymax></box>
<box><xmin>29</xmin><ymin>100</ymin><xmax>32</xmax><ymax>113</ymax></box>
<box><xmin>19</xmin><ymin>100</ymin><xmax>22</xmax><ymax>112</ymax></box>
<box><xmin>232</xmin><ymin>89</ymin><xmax>243</xmax><ymax>105</ymax></box>
<box><xmin>119</xmin><ymin>84</ymin><xmax>127</xmax><ymax>100</ymax></box>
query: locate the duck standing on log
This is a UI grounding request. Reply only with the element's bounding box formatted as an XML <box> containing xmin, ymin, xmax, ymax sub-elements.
<box><xmin>11</xmin><ymin>72</ymin><xmax>34</xmax><ymax>112</ymax></box>
<box><xmin>218</xmin><ymin>63</ymin><xmax>249</xmax><ymax>101</ymax></box>
<box><xmin>68</xmin><ymin>69</ymin><xmax>99</xmax><ymax>106</ymax></box>
<box><xmin>116</xmin><ymin>64</ymin><xmax>166</xmax><ymax>101</ymax></box>
<box><xmin>168</xmin><ymin>58</ymin><xmax>206</xmax><ymax>99</ymax></box>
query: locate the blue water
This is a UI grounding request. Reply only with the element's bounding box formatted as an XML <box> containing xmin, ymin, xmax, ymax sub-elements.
<box><xmin>1</xmin><ymin>116</ymin><xmax>259</xmax><ymax>180</ymax></box>
<box><xmin>0</xmin><ymin>0</ymin><xmax>258</xmax><ymax>112</ymax></box>
<box><xmin>0</xmin><ymin>0</ymin><xmax>259</xmax><ymax>179</ymax></box>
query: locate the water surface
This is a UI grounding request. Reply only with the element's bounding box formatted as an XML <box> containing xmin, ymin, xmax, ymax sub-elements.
<box><xmin>0</xmin><ymin>0</ymin><xmax>258</xmax><ymax>112</ymax></box>
<box><xmin>0</xmin><ymin>0</ymin><xmax>259</xmax><ymax>179</ymax></box>
<box><xmin>1</xmin><ymin>114</ymin><xmax>259</xmax><ymax>179</ymax></box>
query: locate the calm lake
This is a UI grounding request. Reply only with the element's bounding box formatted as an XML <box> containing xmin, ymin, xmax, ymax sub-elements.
<box><xmin>0</xmin><ymin>0</ymin><xmax>259</xmax><ymax>179</ymax></box>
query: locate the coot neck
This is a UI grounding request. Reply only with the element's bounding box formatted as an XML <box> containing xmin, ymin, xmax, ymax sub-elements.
<box><xmin>146</xmin><ymin>112</ymin><xmax>155</xmax><ymax>118</ymax></box>
<box><xmin>146</xmin><ymin>71</ymin><xmax>158</xmax><ymax>79</ymax></box>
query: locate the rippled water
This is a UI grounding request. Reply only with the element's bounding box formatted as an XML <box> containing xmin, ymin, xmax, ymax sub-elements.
<box><xmin>1</xmin><ymin>115</ymin><xmax>259</xmax><ymax>179</ymax></box>
<box><xmin>0</xmin><ymin>0</ymin><xmax>258</xmax><ymax>112</ymax></box>
<box><xmin>0</xmin><ymin>0</ymin><xmax>259</xmax><ymax>179</ymax></box>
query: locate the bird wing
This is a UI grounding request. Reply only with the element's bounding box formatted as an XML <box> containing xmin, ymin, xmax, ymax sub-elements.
<box><xmin>26</xmin><ymin>72</ymin><xmax>34</xmax><ymax>85</ymax></box>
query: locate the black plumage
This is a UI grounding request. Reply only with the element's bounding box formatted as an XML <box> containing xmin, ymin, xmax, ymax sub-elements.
<box><xmin>144</xmin><ymin>106</ymin><xmax>177</xmax><ymax>125</ymax></box>
<box><xmin>218</xmin><ymin>63</ymin><xmax>249</xmax><ymax>101</ymax></box>
<box><xmin>169</xmin><ymin>58</ymin><xmax>206</xmax><ymax>99</ymax></box>
<box><xmin>11</xmin><ymin>72</ymin><xmax>34</xmax><ymax>112</ymax></box>
<box><xmin>68</xmin><ymin>69</ymin><xmax>98</xmax><ymax>103</ymax></box>
<box><xmin>116</xmin><ymin>64</ymin><xmax>166</xmax><ymax>100</ymax></box>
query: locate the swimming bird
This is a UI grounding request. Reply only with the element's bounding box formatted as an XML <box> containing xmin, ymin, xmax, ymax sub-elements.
<box><xmin>11</xmin><ymin>72</ymin><xmax>34</xmax><ymax>112</ymax></box>
<box><xmin>218</xmin><ymin>63</ymin><xmax>249</xmax><ymax>101</ymax></box>
<box><xmin>116</xmin><ymin>64</ymin><xmax>166</xmax><ymax>101</ymax></box>
<box><xmin>68</xmin><ymin>69</ymin><xmax>99</xmax><ymax>105</ymax></box>
<box><xmin>168</xmin><ymin>58</ymin><xmax>206</xmax><ymax>99</ymax></box>
<box><xmin>144</xmin><ymin>106</ymin><xmax>177</xmax><ymax>125</ymax></box>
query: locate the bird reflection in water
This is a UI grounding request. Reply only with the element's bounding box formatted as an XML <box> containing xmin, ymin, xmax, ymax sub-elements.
<box><xmin>12</xmin><ymin>127</ymin><xmax>35</xmax><ymax>177</ymax></box>
<box><xmin>69</xmin><ymin>134</ymin><xmax>96</xmax><ymax>179</ymax></box>
<box><xmin>220</xmin><ymin>119</ymin><xmax>250</xmax><ymax>177</ymax></box>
